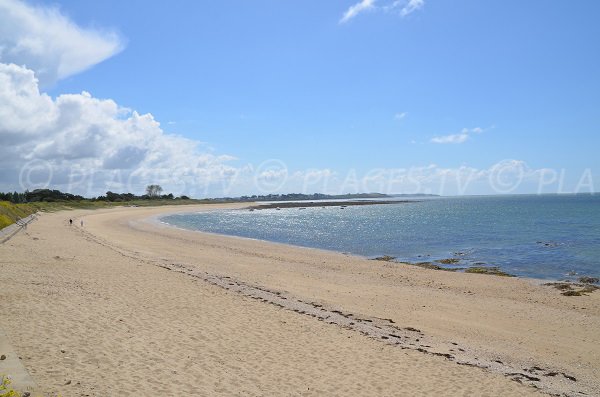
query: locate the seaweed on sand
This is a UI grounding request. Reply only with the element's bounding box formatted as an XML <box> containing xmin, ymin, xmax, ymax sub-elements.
<box><xmin>544</xmin><ymin>282</ymin><xmax>599</xmax><ymax>296</ymax></box>
<box><xmin>436</xmin><ymin>258</ymin><xmax>461</xmax><ymax>265</ymax></box>
<box><xmin>578</xmin><ymin>276</ymin><xmax>599</xmax><ymax>284</ymax></box>
<box><xmin>464</xmin><ymin>266</ymin><xmax>515</xmax><ymax>277</ymax></box>
<box><xmin>373</xmin><ymin>255</ymin><xmax>396</xmax><ymax>262</ymax></box>
<box><xmin>408</xmin><ymin>262</ymin><xmax>463</xmax><ymax>272</ymax></box>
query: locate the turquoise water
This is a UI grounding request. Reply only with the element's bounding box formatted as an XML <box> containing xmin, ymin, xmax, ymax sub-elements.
<box><xmin>161</xmin><ymin>194</ymin><xmax>600</xmax><ymax>281</ymax></box>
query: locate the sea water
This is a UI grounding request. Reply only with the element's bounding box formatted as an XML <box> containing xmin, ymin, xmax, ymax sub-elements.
<box><xmin>161</xmin><ymin>194</ymin><xmax>600</xmax><ymax>281</ymax></box>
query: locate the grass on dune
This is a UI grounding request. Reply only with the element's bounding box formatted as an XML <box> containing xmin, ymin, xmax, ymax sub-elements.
<box><xmin>0</xmin><ymin>199</ymin><xmax>212</xmax><ymax>230</ymax></box>
<box><xmin>0</xmin><ymin>202</ymin><xmax>39</xmax><ymax>229</ymax></box>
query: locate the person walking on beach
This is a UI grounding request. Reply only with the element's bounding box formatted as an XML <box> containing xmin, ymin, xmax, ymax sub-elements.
<box><xmin>69</xmin><ymin>219</ymin><xmax>73</xmax><ymax>226</ymax></box>
<box><xmin>80</xmin><ymin>220</ymin><xmax>84</xmax><ymax>227</ymax></box>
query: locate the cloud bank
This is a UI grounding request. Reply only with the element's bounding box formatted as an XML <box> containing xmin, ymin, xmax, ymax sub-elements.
<box><xmin>0</xmin><ymin>0</ymin><xmax>123</xmax><ymax>86</ymax></box>
<box><xmin>0</xmin><ymin>63</ymin><xmax>240</xmax><ymax>197</ymax></box>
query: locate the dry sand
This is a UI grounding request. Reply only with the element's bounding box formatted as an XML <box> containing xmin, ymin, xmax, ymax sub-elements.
<box><xmin>0</xmin><ymin>204</ymin><xmax>598</xmax><ymax>396</ymax></box>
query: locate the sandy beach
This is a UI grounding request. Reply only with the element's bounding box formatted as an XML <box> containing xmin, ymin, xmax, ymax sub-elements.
<box><xmin>1</xmin><ymin>204</ymin><xmax>598</xmax><ymax>396</ymax></box>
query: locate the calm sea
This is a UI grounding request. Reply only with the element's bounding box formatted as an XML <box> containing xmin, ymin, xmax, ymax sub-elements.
<box><xmin>161</xmin><ymin>194</ymin><xmax>600</xmax><ymax>281</ymax></box>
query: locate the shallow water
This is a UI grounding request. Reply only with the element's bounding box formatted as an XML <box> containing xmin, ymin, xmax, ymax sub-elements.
<box><xmin>162</xmin><ymin>194</ymin><xmax>600</xmax><ymax>281</ymax></box>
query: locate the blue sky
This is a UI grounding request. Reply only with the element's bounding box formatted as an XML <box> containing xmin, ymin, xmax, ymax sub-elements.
<box><xmin>0</xmin><ymin>0</ymin><xmax>598</xmax><ymax>196</ymax></box>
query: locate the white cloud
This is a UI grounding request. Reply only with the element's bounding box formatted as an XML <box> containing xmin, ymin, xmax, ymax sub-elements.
<box><xmin>0</xmin><ymin>0</ymin><xmax>123</xmax><ymax>86</ymax></box>
<box><xmin>397</xmin><ymin>0</ymin><xmax>425</xmax><ymax>17</ymax></box>
<box><xmin>394</xmin><ymin>112</ymin><xmax>407</xmax><ymax>120</ymax></box>
<box><xmin>341</xmin><ymin>0</ymin><xmax>424</xmax><ymax>23</ymax></box>
<box><xmin>0</xmin><ymin>63</ymin><xmax>241</xmax><ymax>197</ymax></box>
<box><xmin>340</xmin><ymin>0</ymin><xmax>376</xmax><ymax>23</ymax></box>
<box><xmin>430</xmin><ymin>132</ymin><xmax>469</xmax><ymax>144</ymax></box>
<box><xmin>430</xmin><ymin>127</ymin><xmax>485</xmax><ymax>144</ymax></box>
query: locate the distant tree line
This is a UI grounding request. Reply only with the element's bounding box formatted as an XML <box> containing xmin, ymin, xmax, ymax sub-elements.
<box><xmin>1</xmin><ymin>188</ymin><xmax>394</xmax><ymax>204</ymax></box>
<box><xmin>0</xmin><ymin>185</ymin><xmax>190</xmax><ymax>203</ymax></box>
<box><xmin>0</xmin><ymin>189</ymin><xmax>84</xmax><ymax>203</ymax></box>
<box><xmin>95</xmin><ymin>191</ymin><xmax>187</xmax><ymax>202</ymax></box>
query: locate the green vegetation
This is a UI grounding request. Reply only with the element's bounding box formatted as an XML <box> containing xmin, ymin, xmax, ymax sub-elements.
<box><xmin>0</xmin><ymin>190</ymin><xmax>83</xmax><ymax>203</ymax></box>
<box><xmin>0</xmin><ymin>202</ymin><xmax>38</xmax><ymax>229</ymax></box>
<box><xmin>145</xmin><ymin>184</ymin><xmax>163</xmax><ymax>198</ymax></box>
<box><xmin>1</xmin><ymin>374</ymin><xmax>58</xmax><ymax>397</ymax></box>
<box><xmin>0</xmin><ymin>198</ymin><xmax>216</xmax><ymax>230</ymax></box>
<box><xmin>0</xmin><ymin>186</ymin><xmax>194</xmax><ymax>205</ymax></box>
<box><xmin>1</xmin><ymin>375</ymin><xmax>24</xmax><ymax>397</ymax></box>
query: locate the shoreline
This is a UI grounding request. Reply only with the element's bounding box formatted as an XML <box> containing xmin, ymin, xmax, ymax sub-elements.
<box><xmin>158</xmin><ymin>213</ymin><xmax>599</xmax><ymax>294</ymax></box>
<box><xmin>157</xmin><ymin>206</ymin><xmax>597</xmax><ymax>284</ymax></box>
<box><xmin>1</xmin><ymin>204</ymin><xmax>598</xmax><ymax>396</ymax></box>
<box><xmin>155</xmin><ymin>213</ymin><xmax>537</xmax><ymax>281</ymax></box>
<box><xmin>246</xmin><ymin>200</ymin><xmax>416</xmax><ymax>209</ymax></box>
